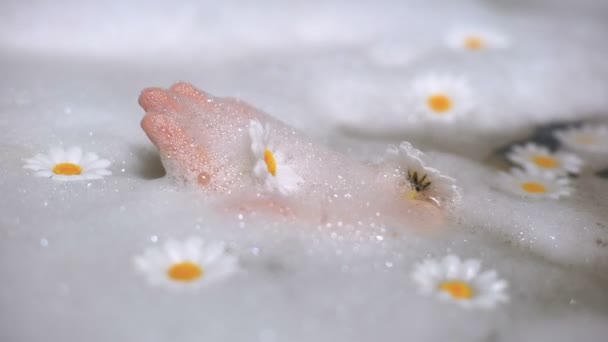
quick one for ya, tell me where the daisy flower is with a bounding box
[249,120,303,195]
[134,237,239,291]
[412,255,509,309]
[506,142,583,175]
[23,146,111,181]
[497,167,572,199]
[408,74,475,122]
[384,141,461,207]
[445,28,510,51]
[553,124,608,154]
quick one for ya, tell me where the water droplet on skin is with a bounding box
[40,238,49,247]
[150,235,158,243]
[237,214,244,220]
[376,235,384,241]
[385,261,393,268]
[198,172,211,186]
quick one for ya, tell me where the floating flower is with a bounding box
[445,28,510,51]
[384,141,460,207]
[249,120,303,195]
[408,74,474,122]
[23,146,111,181]
[412,255,509,309]
[506,142,583,175]
[553,124,608,154]
[497,167,572,199]
[134,237,238,291]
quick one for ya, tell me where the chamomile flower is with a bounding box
[507,142,583,175]
[249,120,303,195]
[553,124,608,154]
[412,255,509,309]
[445,28,510,51]
[23,146,111,181]
[134,237,239,291]
[384,141,460,207]
[408,74,475,122]
[497,167,572,199]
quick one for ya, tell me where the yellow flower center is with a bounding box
[427,94,452,114]
[574,134,597,145]
[167,261,203,282]
[52,162,83,175]
[464,36,485,50]
[439,280,474,299]
[264,148,277,176]
[532,155,559,168]
[521,182,547,194]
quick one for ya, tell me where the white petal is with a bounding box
[49,147,66,163]
[35,170,53,178]
[23,157,44,166]
[203,242,228,264]
[84,158,111,170]
[462,259,482,280]
[24,164,44,171]
[443,255,461,278]
[264,176,280,192]
[80,152,100,165]
[253,160,270,179]
[33,153,54,165]
[134,256,153,272]
[476,270,499,285]
[183,237,204,261]
[51,174,81,181]
[164,240,185,262]
[275,165,302,194]
[65,146,83,163]
[249,120,267,155]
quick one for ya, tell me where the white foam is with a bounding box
[1,0,607,341]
